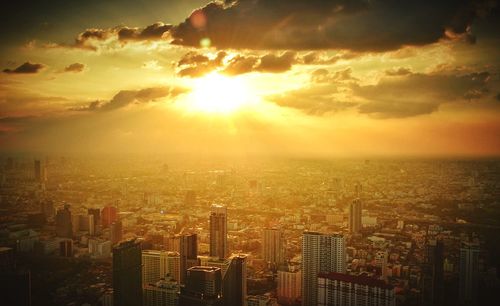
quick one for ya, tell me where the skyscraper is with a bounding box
[110,220,123,245]
[102,205,118,228]
[210,204,227,260]
[302,231,346,306]
[349,198,362,234]
[221,254,247,306]
[375,250,388,281]
[179,233,199,284]
[88,208,100,235]
[179,266,222,306]
[55,204,72,238]
[262,228,284,268]
[422,239,444,306]
[459,241,480,306]
[317,272,395,306]
[113,240,143,306]
[142,250,181,285]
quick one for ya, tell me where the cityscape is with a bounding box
[1,1,500,306]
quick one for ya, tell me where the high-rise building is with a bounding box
[142,250,181,285]
[110,220,123,245]
[262,228,284,268]
[349,198,362,234]
[317,272,395,306]
[89,238,112,258]
[113,240,143,306]
[459,241,480,306]
[199,254,247,306]
[210,204,227,260]
[247,295,278,306]
[55,204,72,238]
[0,268,32,306]
[375,250,388,281]
[422,239,444,306]
[180,233,199,284]
[59,239,73,257]
[143,274,180,306]
[102,205,118,228]
[277,264,301,305]
[88,208,101,235]
[179,266,222,306]
[40,200,55,219]
[302,231,346,306]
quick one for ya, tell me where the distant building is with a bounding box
[349,198,362,234]
[179,266,222,306]
[102,205,118,228]
[459,241,480,306]
[89,238,112,258]
[56,204,73,238]
[179,233,198,284]
[247,295,278,306]
[302,231,346,306]
[110,221,123,245]
[113,240,143,306]
[143,275,179,306]
[210,204,227,260]
[34,159,46,183]
[375,250,388,281]
[0,268,32,306]
[59,239,73,257]
[262,228,284,267]
[277,264,301,305]
[88,208,101,234]
[317,272,395,306]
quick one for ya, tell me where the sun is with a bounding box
[186,72,253,114]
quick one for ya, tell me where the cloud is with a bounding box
[385,67,413,76]
[63,63,85,73]
[311,67,358,83]
[355,71,492,118]
[117,22,172,41]
[3,62,45,74]
[177,50,298,77]
[71,86,188,112]
[170,0,496,52]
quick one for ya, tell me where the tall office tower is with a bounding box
[0,268,32,306]
[88,215,95,236]
[55,204,73,238]
[210,204,227,260]
[59,239,73,257]
[317,272,395,306]
[459,241,480,306]
[277,264,301,305]
[102,205,118,228]
[422,239,444,306]
[179,266,222,306]
[180,233,199,284]
[262,228,285,267]
[88,208,101,234]
[113,240,143,306]
[302,232,346,306]
[142,250,181,285]
[222,255,247,306]
[110,221,123,245]
[354,182,363,197]
[349,198,362,234]
[375,251,388,281]
[143,274,180,306]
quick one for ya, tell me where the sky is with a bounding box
[0,0,499,157]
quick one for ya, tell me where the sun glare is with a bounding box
[187,72,254,114]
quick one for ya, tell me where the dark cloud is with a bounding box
[385,67,413,76]
[72,86,188,112]
[356,71,492,118]
[177,51,297,77]
[63,63,85,73]
[170,0,497,52]
[3,62,45,74]
[117,22,172,41]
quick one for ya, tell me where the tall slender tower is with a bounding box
[180,233,199,284]
[302,232,346,306]
[210,204,227,260]
[349,198,362,234]
[262,228,285,267]
[459,241,480,306]
[422,239,444,306]
[113,240,143,306]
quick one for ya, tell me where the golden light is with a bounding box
[186,72,254,114]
